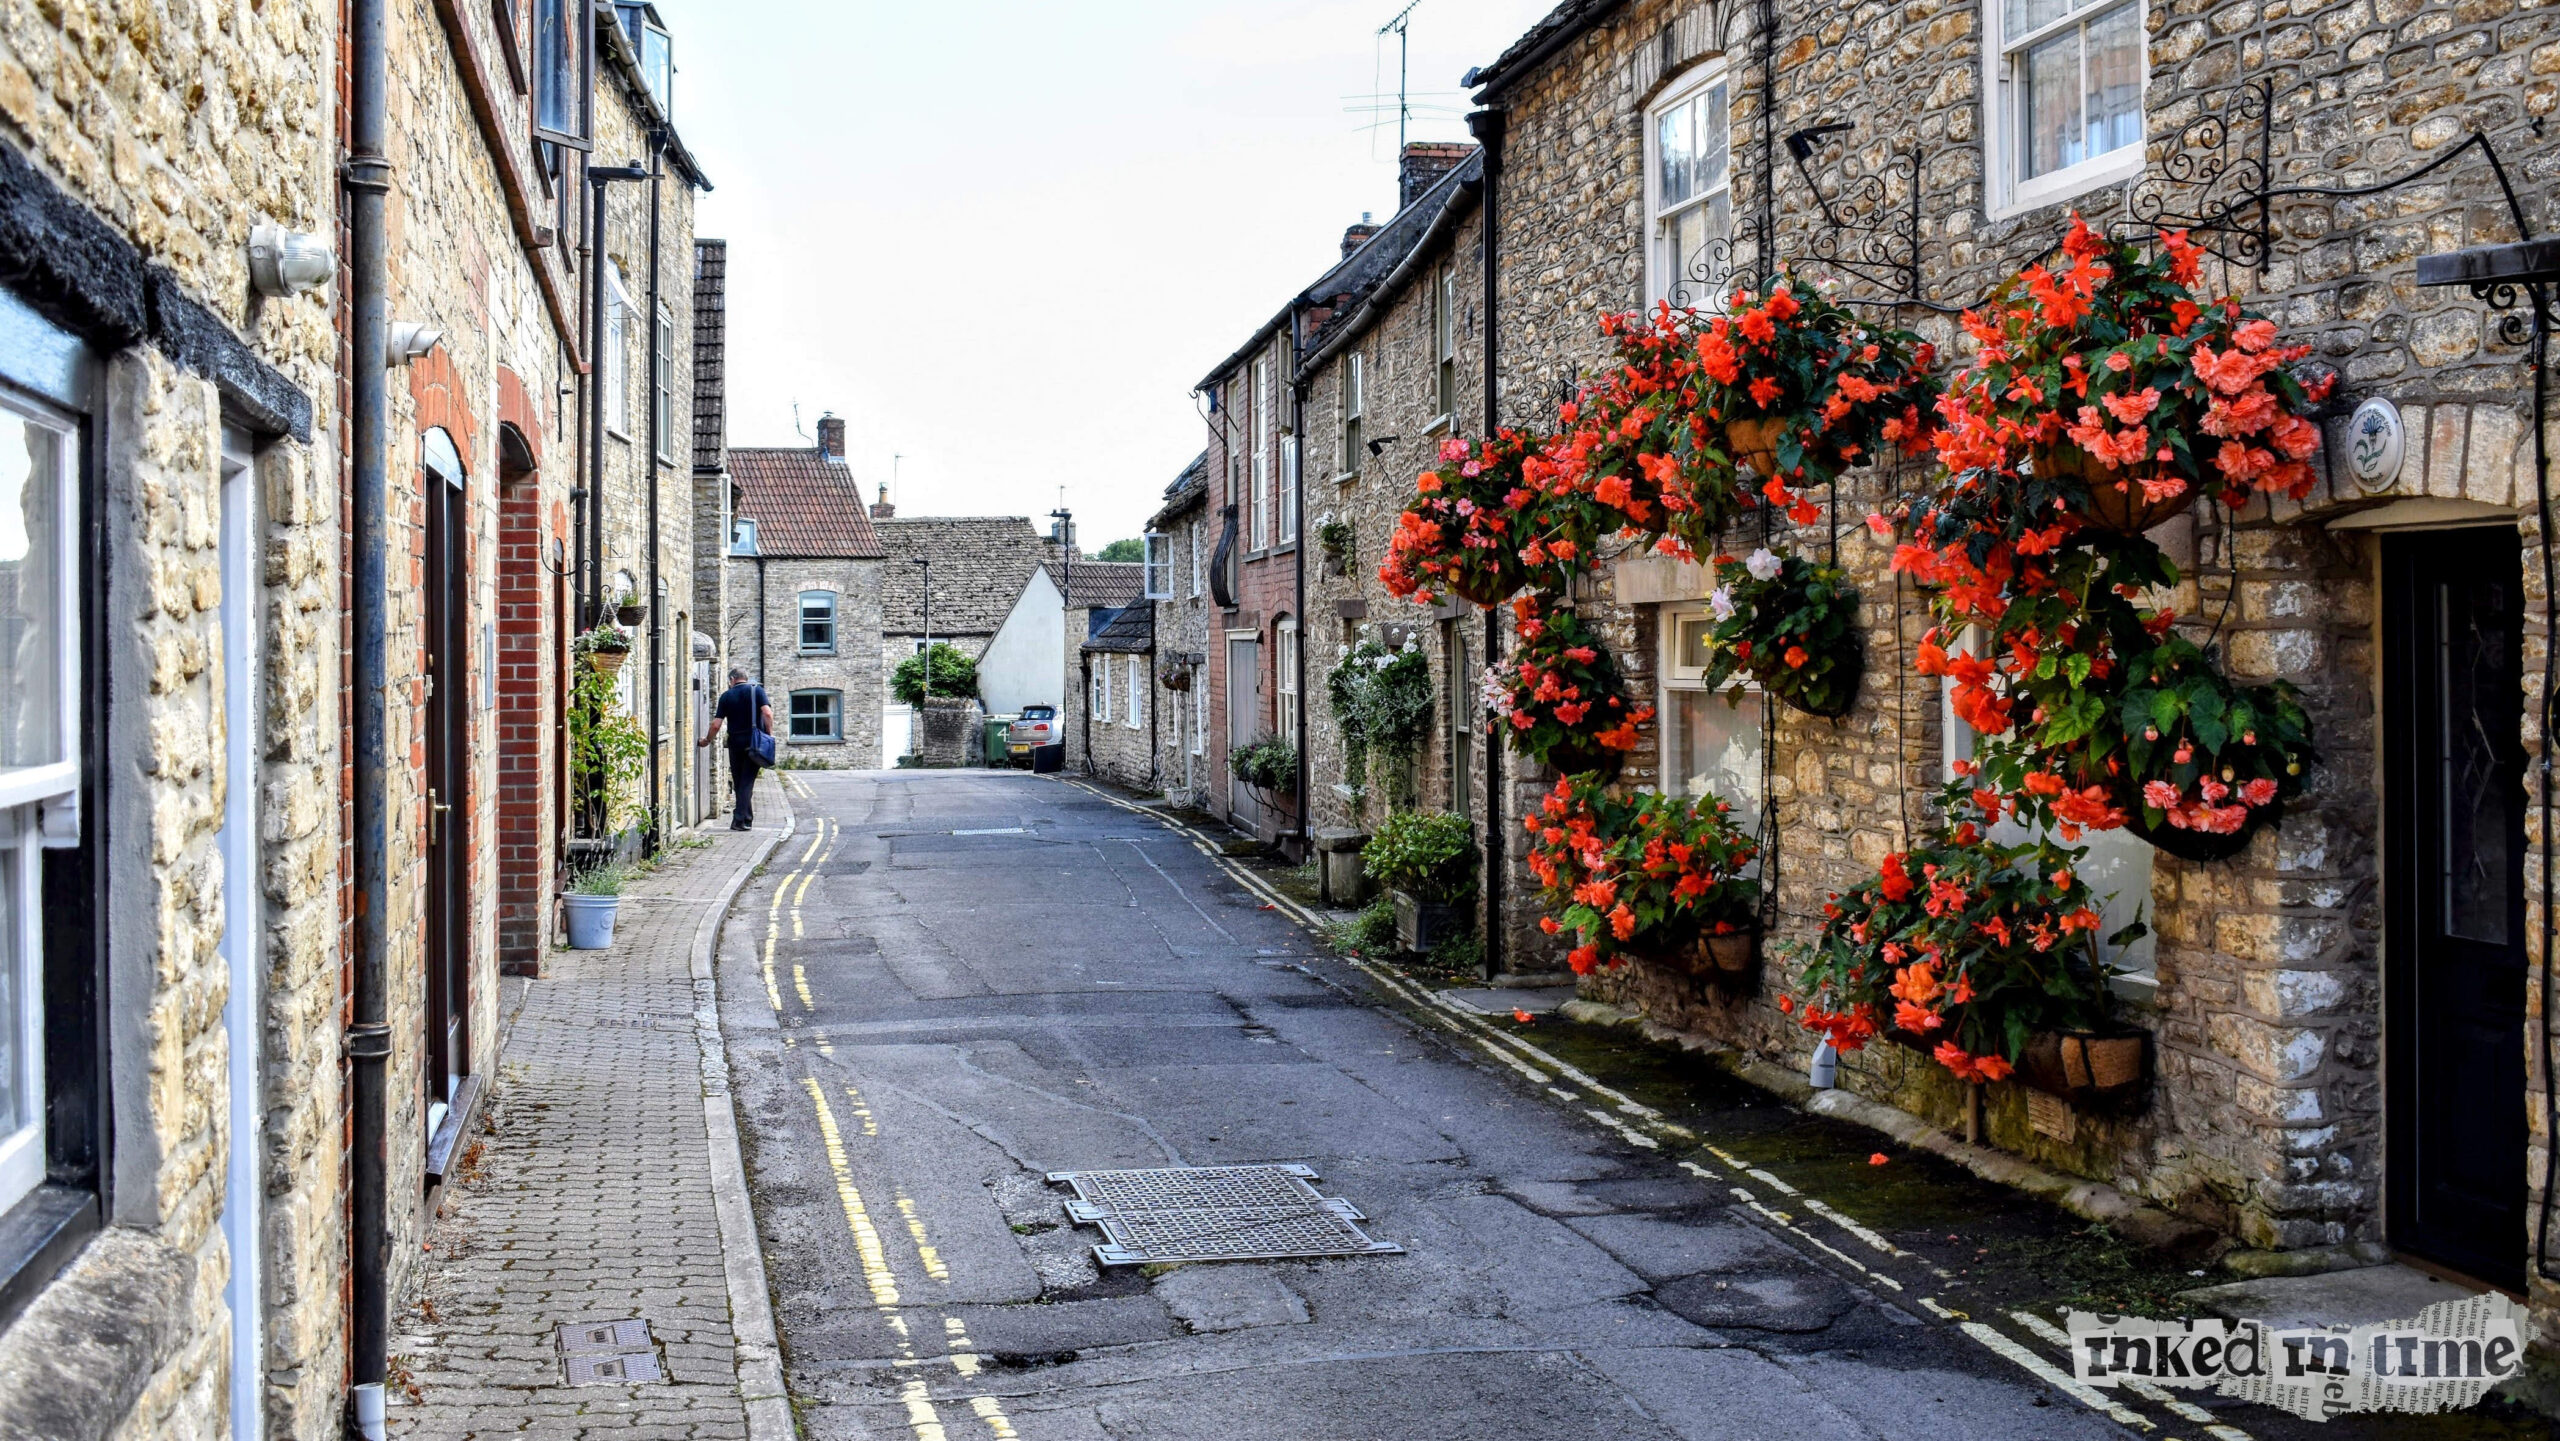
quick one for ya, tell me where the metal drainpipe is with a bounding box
[643,138,664,852]
[1468,104,1506,982]
[588,178,609,634]
[1290,363,1308,857]
[345,0,393,1430]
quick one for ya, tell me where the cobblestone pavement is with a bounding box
[393,808,791,1441]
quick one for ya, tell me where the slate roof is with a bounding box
[1149,451,1210,529]
[731,448,882,558]
[877,517,1051,635]
[1047,558,1147,612]
[691,240,726,473]
[1467,0,1626,100]
[1083,602,1155,655]
[1297,152,1483,378]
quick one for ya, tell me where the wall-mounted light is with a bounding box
[387,322,443,368]
[248,222,334,298]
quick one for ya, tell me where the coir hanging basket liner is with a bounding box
[2036,444,2198,536]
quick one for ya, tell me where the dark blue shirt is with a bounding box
[715,683,768,750]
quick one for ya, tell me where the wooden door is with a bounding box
[1226,636,1260,831]
[423,435,471,1139]
[2384,526,2527,1289]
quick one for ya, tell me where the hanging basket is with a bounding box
[615,603,649,627]
[585,649,629,675]
[1727,416,1788,477]
[2036,444,2198,535]
[2130,805,2269,863]
[1536,738,1627,783]
[1776,645,1864,720]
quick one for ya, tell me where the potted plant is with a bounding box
[1328,630,1434,810]
[1317,515,1357,579]
[1482,602,1652,779]
[575,623,632,675]
[1702,546,1864,719]
[1787,778,2143,1086]
[1363,810,1478,953]
[614,590,649,627]
[1930,218,2329,537]
[1523,776,1759,978]
[1230,733,1300,805]
[562,858,629,950]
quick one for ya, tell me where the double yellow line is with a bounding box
[762,810,1018,1439]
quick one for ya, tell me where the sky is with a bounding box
[645,0,1559,548]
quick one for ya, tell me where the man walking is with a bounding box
[698,667,774,830]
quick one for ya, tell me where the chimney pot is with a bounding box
[870,481,896,520]
[816,411,845,461]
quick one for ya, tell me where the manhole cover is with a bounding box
[1046,1164,1403,1265]
[557,1318,662,1385]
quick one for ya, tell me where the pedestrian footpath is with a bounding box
[393,806,794,1441]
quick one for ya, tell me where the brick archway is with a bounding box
[493,365,557,971]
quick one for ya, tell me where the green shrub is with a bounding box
[1363,810,1477,904]
[568,859,631,896]
[1230,734,1299,794]
[892,642,980,705]
[1327,632,1433,810]
[1328,898,1397,955]
[1093,538,1145,562]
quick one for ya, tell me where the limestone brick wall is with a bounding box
[1075,646,1160,790]
[1479,0,2560,1280]
[1151,508,1217,808]
[0,0,346,1436]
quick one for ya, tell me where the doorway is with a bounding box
[2383,525,2527,1290]
[421,430,472,1150]
[1226,635,1260,832]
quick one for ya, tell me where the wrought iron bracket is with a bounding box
[1783,122,1924,305]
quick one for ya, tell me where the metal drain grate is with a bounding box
[1046,1163,1403,1265]
[557,1318,663,1385]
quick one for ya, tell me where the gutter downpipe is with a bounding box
[587,176,609,634]
[644,137,665,852]
[1291,325,1309,859]
[1468,103,1506,983]
[346,0,393,1430]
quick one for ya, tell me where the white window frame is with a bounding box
[1278,434,1299,546]
[1658,605,1763,836]
[729,516,758,555]
[788,689,843,742]
[1191,681,1206,756]
[1095,659,1110,720]
[1338,352,1365,478]
[604,261,633,439]
[1276,617,1299,746]
[1985,0,2148,218]
[1189,524,1202,597]
[1433,268,1458,426]
[653,303,676,462]
[1126,656,1142,728]
[1644,63,1735,309]
[798,589,837,655]
[0,383,82,1219]
[1250,359,1271,550]
[1142,533,1172,599]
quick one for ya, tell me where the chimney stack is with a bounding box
[816,411,845,462]
[870,482,895,520]
[1399,141,1477,209]
[1340,211,1380,259]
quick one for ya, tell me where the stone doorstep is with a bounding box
[2179,1262,2492,1332]
[1443,985,1580,1017]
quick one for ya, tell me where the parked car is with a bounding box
[1005,705,1058,765]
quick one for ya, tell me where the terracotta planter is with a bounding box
[2036,443,2198,535]
[1727,416,1788,477]
[2130,805,2267,863]
[585,649,629,675]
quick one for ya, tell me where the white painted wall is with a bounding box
[977,567,1066,717]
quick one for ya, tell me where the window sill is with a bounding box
[799,650,838,658]
[1424,414,1453,437]
[1331,470,1359,486]
[1990,148,2146,222]
[607,429,632,444]
[788,737,845,746]
[0,1209,193,1441]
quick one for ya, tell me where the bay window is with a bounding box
[1647,67,1732,309]
[1990,0,2145,214]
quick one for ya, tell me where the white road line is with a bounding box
[2009,1310,2256,1439]
[1917,1297,2153,1431]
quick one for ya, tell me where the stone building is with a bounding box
[1146,454,1218,807]
[687,237,732,818]
[723,417,886,769]
[877,516,1057,759]
[0,0,721,1435]
[1071,602,1159,788]
[1417,0,2560,1321]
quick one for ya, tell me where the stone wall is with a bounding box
[1073,639,1160,791]
[724,556,885,766]
[1475,0,2560,1290]
[1150,504,1218,809]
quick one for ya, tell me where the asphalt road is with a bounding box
[717,768,2139,1441]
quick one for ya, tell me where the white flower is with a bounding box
[1401,635,1419,653]
[1709,586,1736,620]
[1337,643,1350,659]
[1745,547,1783,581]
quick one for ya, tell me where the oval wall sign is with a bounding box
[2347,398,2404,492]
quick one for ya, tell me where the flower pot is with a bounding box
[2130,805,2268,863]
[563,893,621,950]
[585,649,628,675]
[615,603,648,626]
[2036,444,2198,535]
[1392,890,1466,953]
[1727,416,1788,476]
[1536,738,1627,782]
[1702,928,1758,974]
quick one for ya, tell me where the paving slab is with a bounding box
[2178,1261,2489,1330]
[1442,984,1581,1016]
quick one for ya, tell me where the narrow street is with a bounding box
[719,769,2132,1441]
